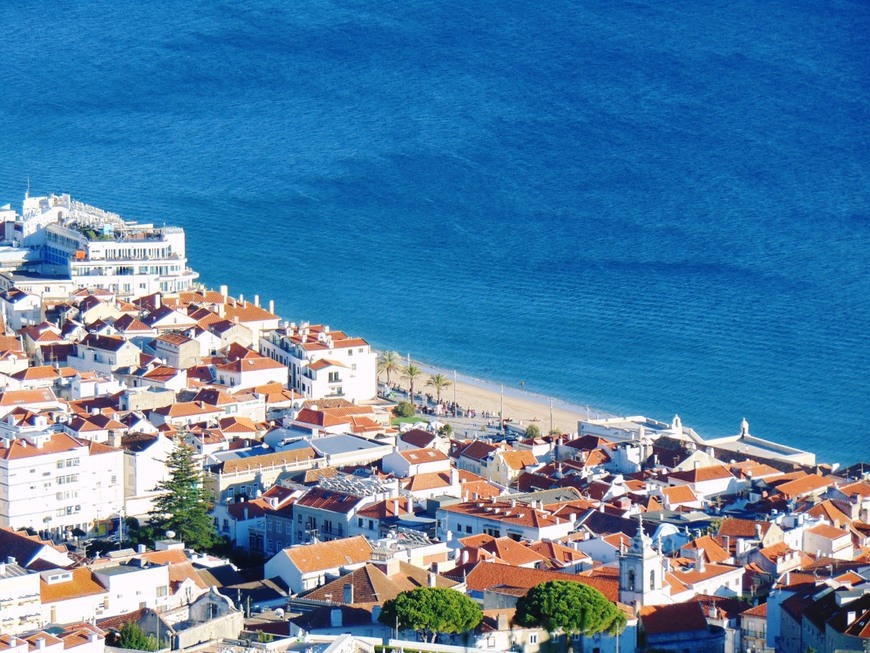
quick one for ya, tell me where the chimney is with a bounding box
[219,285,228,298]
[269,299,275,315]
[330,608,342,628]
[755,523,763,540]
[406,496,413,513]
[88,634,99,643]
[0,563,5,575]
[428,571,437,587]
[254,294,260,307]
[497,612,509,631]
[6,556,16,565]
[450,467,459,486]
[697,550,705,572]
[239,293,244,305]
[36,638,45,650]
[137,544,146,554]
[154,294,161,310]
[392,498,400,516]
[847,611,856,625]
[343,583,354,604]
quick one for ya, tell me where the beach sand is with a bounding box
[389,360,613,437]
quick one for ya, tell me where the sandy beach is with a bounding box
[387,359,615,437]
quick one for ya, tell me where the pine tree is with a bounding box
[147,438,217,551]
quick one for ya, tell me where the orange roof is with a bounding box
[774,473,833,499]
[806,523,850,540]
[461,562,618,601]
[661,485,700,504]
[40,567,107,603]
[283,536,372,573]
[499,449,538,470]
[0,433,85,460]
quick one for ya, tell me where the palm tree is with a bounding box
[426,373,452,404]
[378,350,402,386]
[403,364,423,405]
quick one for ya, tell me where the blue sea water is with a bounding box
[0,1,867,463]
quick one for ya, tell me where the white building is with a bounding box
[0,432,123,536]
[15,194,198,298]
[260,323,377,403]
[0,559,42,634]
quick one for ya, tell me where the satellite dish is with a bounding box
[275,608,285,619]
[166,530,176,539]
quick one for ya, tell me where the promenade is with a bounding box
[384,358,615,438]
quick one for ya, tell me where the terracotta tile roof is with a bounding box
[669,562,742,586]
[741,602,767,617]
[499,450,537,470]
[455,440,502,462]
[640,600,709,634]
[717,518,772,539]
[668,464,734,484]
[838,481,870,499]
[681,535,731,563]
[458,562,618,601]
[356,498,413,519]
[441,500,565,528]
[216,356,287,374]
[526,540,590,566]
[774,473,833,499]
[113,314,152,333]
[11,366,61,381]
[475,537,549,566]
[40,567,107,603]
[308,358,347,371]
[282,536,372,573]
[399,429,437,448]
[0,433,85,460]
[804,500,852,527]
[156,332,194,346]
[218,415,258,433]
[661,485,700,504]
[152,401,223,418]
[0,387,61,407]
[806,523,850,540]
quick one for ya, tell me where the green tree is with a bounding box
[515,580,626,639]
[525,423,542,438]
[118,622,159,651]
[394,401,416,418]
[426,373,452,403]
[147,438,217,551]
[379,587,482,642]
[402,364,423,405]
[378,350,402,386]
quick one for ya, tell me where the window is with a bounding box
[628,570,635,591]
[358,517,364,527]
[529,634,538,645]
[465,525,472,534]
[650,569,656,590]
[328,371,340,383]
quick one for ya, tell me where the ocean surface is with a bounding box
[0,1,867,464]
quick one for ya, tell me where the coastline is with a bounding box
[386,356,617,437]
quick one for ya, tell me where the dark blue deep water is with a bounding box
[0,1,867,463]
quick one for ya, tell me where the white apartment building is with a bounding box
[259,323,377,403]
[0,559,42,634]
[6,194,198,298]
[0,432,123,536]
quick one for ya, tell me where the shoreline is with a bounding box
[382,355,617,437]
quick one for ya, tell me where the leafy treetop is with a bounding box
[379,587,483,642]
[515,580,626,637]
